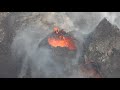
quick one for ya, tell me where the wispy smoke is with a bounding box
[11,12,120,78]
[66,12,120,33]
[66,12,104,34]
[100,12,120,28]
[11,12,85,78]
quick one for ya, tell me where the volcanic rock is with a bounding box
[85,18,120,78]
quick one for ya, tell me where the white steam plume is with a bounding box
[11,12,120,78]
[11,12,85,78]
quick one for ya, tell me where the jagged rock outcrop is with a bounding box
[85,18,120,78]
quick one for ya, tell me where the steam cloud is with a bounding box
[66,12,120,33]
[11,12,120,78]
[11,12,84,78]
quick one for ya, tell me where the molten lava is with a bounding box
[48,27,76,50]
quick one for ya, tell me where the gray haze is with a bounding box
[66,12,120,34]
[1,12,120,77]
[11,12,120,78]
[11,12,84,78]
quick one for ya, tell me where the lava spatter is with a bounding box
[48,27,76,50]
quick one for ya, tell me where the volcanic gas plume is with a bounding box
[10,12,103,78]
[12,24,85,78]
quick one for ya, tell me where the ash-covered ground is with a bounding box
[1,12,120,78]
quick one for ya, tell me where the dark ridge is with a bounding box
[94,17,119,35]
[97,18,110,27]
[86,17,120,42]
[84,17,120,78]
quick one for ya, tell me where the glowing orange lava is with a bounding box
[48,27,76,50]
